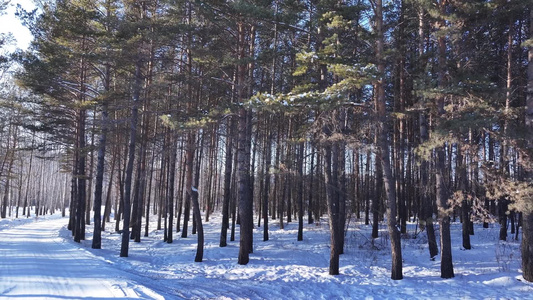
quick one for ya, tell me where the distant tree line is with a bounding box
[0,0,532,282]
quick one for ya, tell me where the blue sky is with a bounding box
[1,0,35,50]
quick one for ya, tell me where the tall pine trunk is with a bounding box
[417,6,438,259]
[166,134,178,244]
[237,21,254,265]
[297,141,304,241]
[189,132,204,262]
[120,58,142,257]
[220,118,233,247]
[323,143,340,275]
[237,106,253,265]
[521,6,533,283]
[435,0,454,278]
[263,119,272,241]
[91,64,110,249]
[375,0,402,280]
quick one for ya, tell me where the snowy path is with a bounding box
[2,214,533,299]
[0,217,163,299]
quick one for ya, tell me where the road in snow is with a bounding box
[2,212,533,299]
[0,217,163,299]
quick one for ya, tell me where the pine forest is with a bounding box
[1,0,533,298]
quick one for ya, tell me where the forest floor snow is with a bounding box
[1,210,533,299]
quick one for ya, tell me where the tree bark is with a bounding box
[263,119,272,241]
[220,118,234,247]
[102,149,116,232]
[297,141,304,241]
[74,107,87,243]
[236,20,254,265]
[308,148,315,225]
[166,134,178,244]
[120,58,142,257]
[1,124,15,219]
[375,0,402,280]
[521,6,533,283]
[417,6,438,259]
[323,143,340,275]
[91,87,109,249]
[458,147,471,250]
[420,112,438,258]
[237,107,253,265]
[192,187,204,262]
[435,0,454,279]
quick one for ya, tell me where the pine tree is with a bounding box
[92,0,120,250]
[373,0,403,280]
[16,0,106,243]
[521,4,533,283]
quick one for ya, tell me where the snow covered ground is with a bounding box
[1,210,533,299]
[0,213,167,299]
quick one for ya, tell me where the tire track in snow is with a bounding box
[0,217,164,299]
